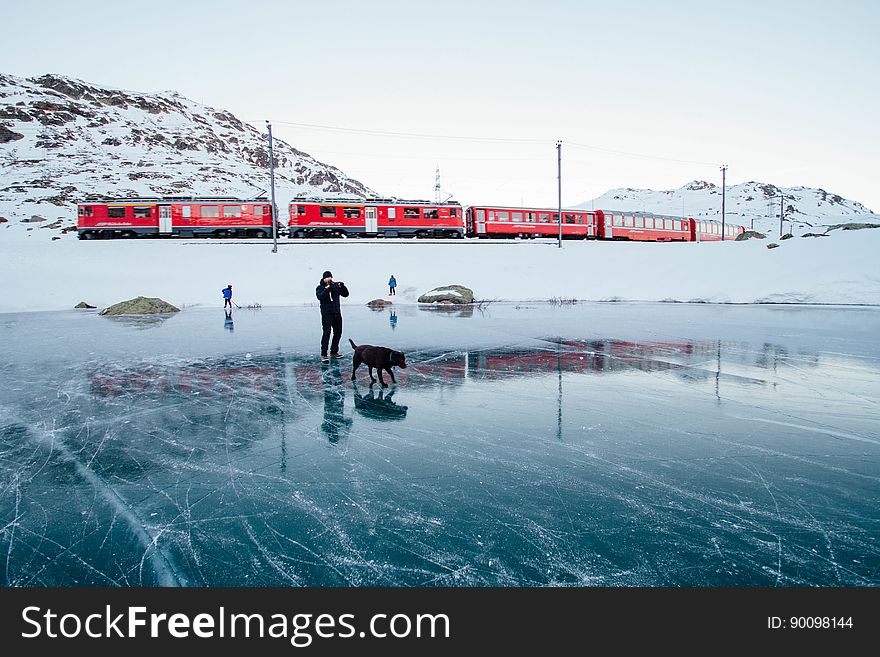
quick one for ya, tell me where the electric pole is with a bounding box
[779,194,784,237]
[267,121,278,253]
[434,167,441,204]
[557,141,562,249]
[720,165,727,240]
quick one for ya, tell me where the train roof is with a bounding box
[289,196,461,206]
[468,204,598,213]
[81,196,269,203]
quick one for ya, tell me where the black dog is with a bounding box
[349,339,407,387]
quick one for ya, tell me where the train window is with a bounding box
[512,212,523,221]
[81,206,93,217]
[664,219,673,230]
[526,212,536,222]
[539,213,550,222]
[423,208,439,219]
[320,206,337,218]
[343,207,361,218]
[634,217,643,228]
[551,213,559,222]
[476,209,485,221]
[564,214,575,224]
[182,206,191,218]
[108,207,126,218]
[297,205,306,214]
[623,216,633,227]
[223,206,241,218]
[388,207,396,219]
[450,208,457,217]
[613,216,622,227]
[673,220,680,231]
[133,206,151,218]
[403,207,419,219]
[201,206,220,218]
[496,211,509,221]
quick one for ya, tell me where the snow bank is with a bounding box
[1,226,878,312]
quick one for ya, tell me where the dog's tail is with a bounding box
[349,339,357,349]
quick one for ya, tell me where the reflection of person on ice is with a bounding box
[316,270,349,363]
[222,285,233,308]
[388,275,397,296]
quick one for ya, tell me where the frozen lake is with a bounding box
[1,302,878,586]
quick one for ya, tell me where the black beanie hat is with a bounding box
[322,270,333,278]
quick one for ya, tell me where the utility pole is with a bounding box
[267,121,278,253]
[434,166,441,204]
[720,165,727,240]
[557,141,562,249]
[779,194,784,237]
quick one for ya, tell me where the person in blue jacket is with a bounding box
[388,275,397,296]
[316,270,349,363]
[222,285,233,308]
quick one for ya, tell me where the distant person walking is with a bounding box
[222,284,233,309]
[316,270,350,363]
[388,275,397,296]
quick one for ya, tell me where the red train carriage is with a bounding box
[77,197,275,239]
[688,219,745,241]
[596,210,691,241]
[466,205,598,239]
[288,198,465,238]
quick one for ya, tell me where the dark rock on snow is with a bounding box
[99,296,180,315]
[418,285,474,304]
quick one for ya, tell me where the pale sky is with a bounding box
[3,0,878,211]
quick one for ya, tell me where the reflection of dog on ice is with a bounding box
[352,381,408,420]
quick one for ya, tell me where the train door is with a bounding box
[604,213,612,238]
[475,208,486,235]
[365,207,377,233]
[159,205,172,234]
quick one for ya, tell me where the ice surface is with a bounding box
[0,303,878,586]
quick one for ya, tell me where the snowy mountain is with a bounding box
[577,180,876,235]
[0,73,374,233]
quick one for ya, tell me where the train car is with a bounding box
[77,197,275,239]
[288,198,465,238]
[596,210,691,241]
[466,205,598,239]
[687,218,746,241]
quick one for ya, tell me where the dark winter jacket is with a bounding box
[316,280,349,315]
[222,287,232,299]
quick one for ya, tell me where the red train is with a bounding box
[77,197,277,239]
[290,199,745,242]
[77,197,746,242]
[287,197,464,238]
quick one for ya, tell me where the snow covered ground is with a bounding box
[1,223,879,312]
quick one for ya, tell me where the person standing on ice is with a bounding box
[316,270,349,363]
[388,274,397,296]
[222,284,233,309]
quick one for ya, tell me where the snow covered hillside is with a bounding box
[0,73,374,231]
[578,180,876,236]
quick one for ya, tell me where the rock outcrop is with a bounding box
[99,296,180,315]
[417,285,474,304]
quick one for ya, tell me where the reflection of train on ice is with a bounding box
[77,196,746,242]
[292,339,761,392]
